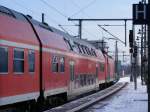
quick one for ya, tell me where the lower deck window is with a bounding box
[13,48,24,73]
[0,47,8,73]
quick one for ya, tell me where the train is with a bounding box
[0,6,118,111]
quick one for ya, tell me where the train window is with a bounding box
[73,42,80,53]
[64,38,73,51]
[81,45,87,54]
[60,57,65,73]
[0,47,8,73]
[85,46,91,55]
[78,44,84,54]
[91,49,97,57]
[94,51,97,57]
[78,45,82,53]
[28,50,35,73]
[52,56,59,72]
[74,42,82,53]
[99,63,105,72]
[13,48,24,73]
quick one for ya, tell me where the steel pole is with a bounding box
[42,13,45,23]
[79,20,82,39]
[134,44,137,90]
[125,20,127,46]
[115,41,118,78]
[144,25,147,83]
[141,25,144,85]
[130,53,133,82]
[148,1,150,112]
[116,41,118,79]
[148,22,150,112]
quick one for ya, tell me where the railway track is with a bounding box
[44,82,127,112]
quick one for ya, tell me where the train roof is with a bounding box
[0,5,106,61]
[0,6,97,48]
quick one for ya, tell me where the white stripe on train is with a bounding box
[0,39,39,50]
[0,87,68,106]
[0,39,105,62]
[0,92,39,106]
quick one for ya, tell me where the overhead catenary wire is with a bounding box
[58,24,72,35]
[40,0,68,18]
[11,0,40,17]
[70,0,97,17]
[39,0,80,36]
[11,0,78,36]
[12,0,99,39]
[70,0,92,18]
[40,0,98,39]
[58,24,77,36]
[98,25,125,44]
[70,0,99,38]
[10,0,60,25]
[69,0,129,63]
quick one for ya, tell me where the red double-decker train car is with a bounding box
[0,6,117,111]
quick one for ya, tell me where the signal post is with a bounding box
[148,1,150,112]
[133,1,150,112]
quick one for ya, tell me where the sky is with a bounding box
[0,0,141,64]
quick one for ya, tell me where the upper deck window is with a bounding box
[75,42,82,53]
[85,46,91,55]
[64,38,73,51]
[28,50,35,73]
[13,48,24,73]
[91,49,97,57]
[81,45,87,54]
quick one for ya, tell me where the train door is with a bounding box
[96,64,98,80]
[106,57,110,83]
[107,61,111,82]
[96,64,99,88]
[69,61,75,94]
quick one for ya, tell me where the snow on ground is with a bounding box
[83,76,148,112]
[118,76,130,83]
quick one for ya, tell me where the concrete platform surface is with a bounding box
[82,77,148,112]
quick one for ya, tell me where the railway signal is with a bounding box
[129,30,133,48]
[133,45,138,57]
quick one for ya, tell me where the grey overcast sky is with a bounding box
[0,0,141,64]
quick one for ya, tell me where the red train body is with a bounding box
[0,6,116,109]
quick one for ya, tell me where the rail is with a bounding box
[44,82,127,112]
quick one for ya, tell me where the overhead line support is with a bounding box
[68,18,132,46]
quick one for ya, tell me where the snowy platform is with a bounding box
[83,77,148,112]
